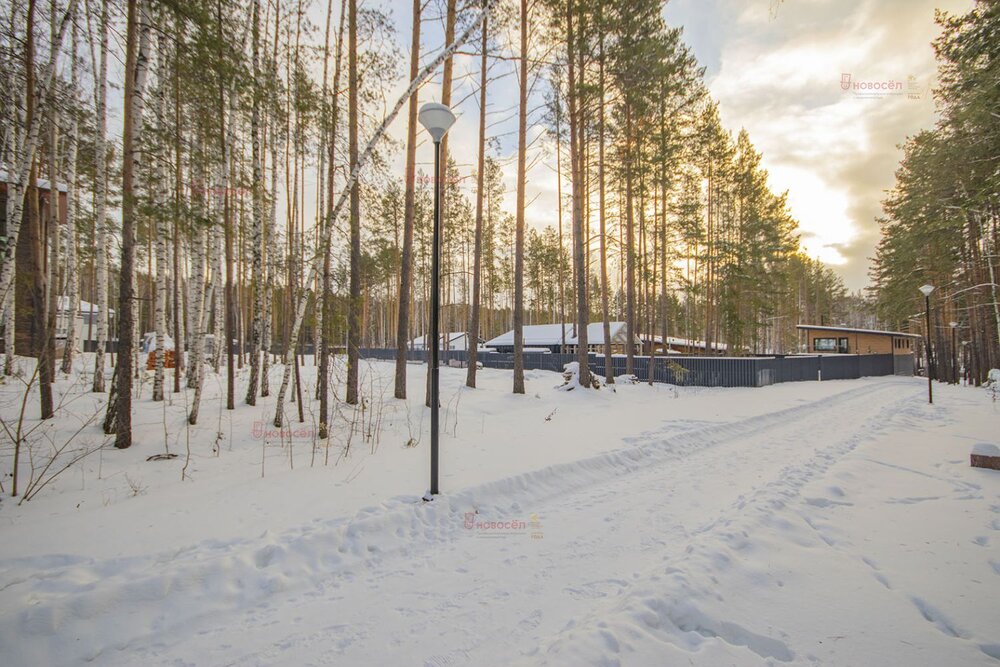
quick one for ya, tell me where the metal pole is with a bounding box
[925,294,933,404]
[430,138,442,496]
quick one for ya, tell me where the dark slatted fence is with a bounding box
[358,348,900,388]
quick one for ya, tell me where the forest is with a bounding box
[2,0,866,450]
[871,1,999,387]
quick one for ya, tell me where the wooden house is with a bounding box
[0,175,69,357]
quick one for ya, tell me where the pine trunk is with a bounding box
[394,0,421,400]
[466,9,487,389]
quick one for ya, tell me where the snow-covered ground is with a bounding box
[0,355,998,666]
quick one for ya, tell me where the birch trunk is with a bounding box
[91,0,109,392]
[246,0,263,405]
[152,35,167,401]
[60,14,80,375]
[188,228,209,424]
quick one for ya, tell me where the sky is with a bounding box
[368,0,972,292]
[661,0,971,290]
[264,0,974,293]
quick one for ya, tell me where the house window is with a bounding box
[814,338,837,351]
[838,337,849,353]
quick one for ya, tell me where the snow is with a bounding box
[0,170,68,193]
[55,296,109,315]
[140,331,176,352]
[972,443,999,457]
[0,354,998,666]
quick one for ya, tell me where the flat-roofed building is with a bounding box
[797,324,919,375]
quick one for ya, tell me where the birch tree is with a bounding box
[91,0,109,392]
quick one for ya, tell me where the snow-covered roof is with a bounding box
[0,171,68,193]
[797,324,920,338]
[485,322,640,347]
[56,296,113,315]
[643,334,728,351]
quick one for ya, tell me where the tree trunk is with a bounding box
[111,0,151,448]
[60,14,80,375]
[152,33,171,402]
[566,0,589,386]
[394,0,422,400]
[345,0,361,406]
[246,0,264,406]
[91,0,109,392]
[466,8,487,389]
[625,111,636,375]
[512,0,527,395]
[319,0,346,438]
[598,23,612,383]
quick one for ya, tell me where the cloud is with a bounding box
[667,0,972,289]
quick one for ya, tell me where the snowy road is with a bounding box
[2,377,999,666]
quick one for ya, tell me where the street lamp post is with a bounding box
[949,321,958,385]
[919,284,935,403]
[418,102,455,500]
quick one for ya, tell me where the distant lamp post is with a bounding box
[419,102,456,500]
[919,284,935,403]
[949,321,959,385]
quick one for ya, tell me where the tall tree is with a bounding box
[394,0,422,399]
[466,6,488,389]
[512,0,527,395]
[109,0,151,448]
[345,0,361,405]
[91,0,109,393]
[246,0,264,405]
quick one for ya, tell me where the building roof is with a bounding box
[485,322,640,348]
[56,296,114,315]
[644,334,728,351]
[797,324,920,338]
[0,171,69,193]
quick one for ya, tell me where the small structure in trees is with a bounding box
[0,175,67,357]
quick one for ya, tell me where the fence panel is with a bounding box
[358,349,898,388]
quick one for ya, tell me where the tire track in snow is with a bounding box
[130,379,916,666]
[0,379,915,666]
[510,382,920,666]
